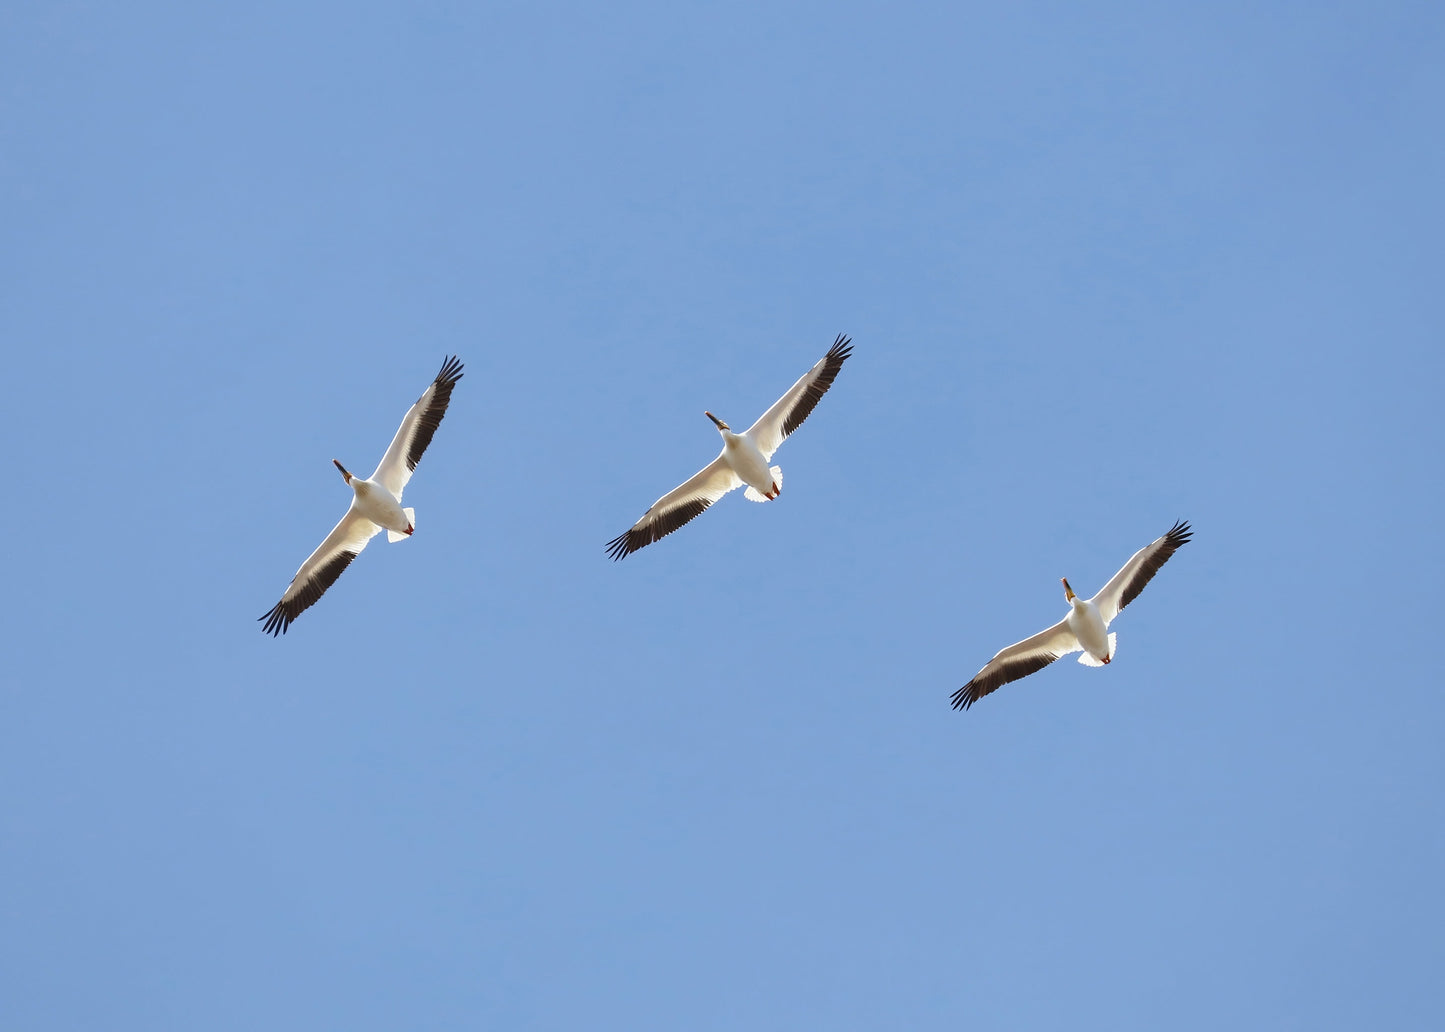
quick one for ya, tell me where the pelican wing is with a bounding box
[1090,520,1193,627]
[259,509,381,635]
[606,456,743,560]
[744,335,853,460]
[371,355,464,498]
[951,619,1081,710]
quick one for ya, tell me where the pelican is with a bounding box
[951,520,1193,710]
[606,335,853,560]
[259,356,464,636]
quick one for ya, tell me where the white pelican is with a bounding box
[951,520,1193,710]
[260,356,464,636]
[606,335,853,560]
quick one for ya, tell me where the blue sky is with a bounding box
[3,2,1442,1028]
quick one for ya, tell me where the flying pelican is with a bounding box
[259,356,464,636]
[606,335,853,560]
[951,520,1193,710]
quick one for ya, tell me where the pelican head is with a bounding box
[333,459,353,484]
[1061,577,1076,603]
[705,411,731,432]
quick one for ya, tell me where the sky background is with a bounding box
[3,2,1443,1028]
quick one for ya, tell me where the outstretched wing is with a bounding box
[259,509,381,636]
[606,456,743,560]
[951,619,1080,710]
[1091,520,1193,626]
[371,355,464,498]
[744,335,852,460]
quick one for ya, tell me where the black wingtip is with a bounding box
[1166,519,1193,546]
[950,683,976,711]
[436,354,465,385]
[605,530,635,561]
[258,602,290,637]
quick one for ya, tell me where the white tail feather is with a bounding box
[387,507,416,543]
[1076,632,1117,666]
[744,466,783,503]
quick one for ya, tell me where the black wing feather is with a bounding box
[605,498,714,561]
[1115,520,1193,615]
[404,355,464,474]
[258,549,359,636]
[950,651,1064,711]
[779,334,852,439]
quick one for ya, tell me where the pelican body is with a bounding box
[708,411,781,500]
[1063,578,1111,664]
[951,521,1193,709]
[259,356,464,636]
[333,459,414,539]
[606,335,852,559]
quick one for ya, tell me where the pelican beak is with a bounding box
[705,411,729,431]
[333,459,352,484]
[1061,577,1075,601]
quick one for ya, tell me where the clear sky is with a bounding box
[3,2,1442,1029]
